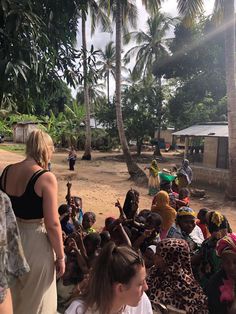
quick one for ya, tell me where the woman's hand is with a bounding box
[55,258,65,278]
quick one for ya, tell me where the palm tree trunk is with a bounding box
[115,1,147,182]
[155,77,162,157]
[107,69,110,104]
[82,15,92,160]
[224,0,236,199]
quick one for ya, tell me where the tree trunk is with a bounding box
[115,2,147,182]
[136,139,143,156]
[155,77,162,157]
[82,15,92,160]
[224,0,236,199]
[107,69,110,105]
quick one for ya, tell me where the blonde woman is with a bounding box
[0,129,65,314]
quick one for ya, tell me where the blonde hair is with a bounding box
[26,129,54,169]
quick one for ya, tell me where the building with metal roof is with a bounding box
[172,122,229,170]
[172,122,228,138]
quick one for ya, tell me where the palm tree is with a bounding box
[97,41,116,104]
[76,80,106,118]
[124,11,173,156]
[80,2,110,160]
[123,11,172,80]
[176,0,236,197]
[99,0,160,181]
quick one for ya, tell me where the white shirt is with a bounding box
[65,292,153,314]
[167,223,204,246]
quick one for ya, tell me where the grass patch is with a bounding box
[0,143,25,154]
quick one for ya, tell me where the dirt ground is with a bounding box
[0,148,236,231]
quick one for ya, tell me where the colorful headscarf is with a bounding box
[151,191,176,230]
[207,210,231,234]
[150,160,159,177]
[177,206,196,217]
[147,238,208,313]
[216,233,236,257]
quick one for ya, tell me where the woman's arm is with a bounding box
[41,172,65,277]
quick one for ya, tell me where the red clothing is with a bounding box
[176,196,190,210]
[196,220,210,239]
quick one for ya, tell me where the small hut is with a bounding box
[13,121,40,143]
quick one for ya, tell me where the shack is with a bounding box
[13,121,40,143]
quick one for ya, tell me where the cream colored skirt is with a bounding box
[11,218,57,314]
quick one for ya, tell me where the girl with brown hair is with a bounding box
[65,242,152,314]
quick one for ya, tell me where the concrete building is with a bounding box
[172,122,229,188]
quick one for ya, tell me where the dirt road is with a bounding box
[0,149,236,230]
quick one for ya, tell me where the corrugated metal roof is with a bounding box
[172,124,228,137]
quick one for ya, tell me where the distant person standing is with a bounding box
[144,160,160,196]
[68,147,77,171]
[177,159,193,189]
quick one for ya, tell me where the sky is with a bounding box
[74,0,215,97]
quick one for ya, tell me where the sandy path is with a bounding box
[0,149,236,231]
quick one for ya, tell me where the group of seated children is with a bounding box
[57,181,235,314]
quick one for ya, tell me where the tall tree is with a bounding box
[176,0,236,197]
[124,11,173,155]
[123,11,172,79]
[99,0,161,181]
[97,41,116,104]
[80,1,110,160]
[0,0,83,110]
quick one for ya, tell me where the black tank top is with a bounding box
[0,165,48,219]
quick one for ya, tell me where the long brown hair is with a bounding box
[84,242,144,314]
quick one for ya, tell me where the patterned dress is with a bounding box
[0,190,29,303]
[147,238,209,313]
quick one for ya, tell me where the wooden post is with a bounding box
[184,136,189,159]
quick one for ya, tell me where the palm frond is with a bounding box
[177,0,204,25]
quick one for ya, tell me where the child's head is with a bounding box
[100,231,111,248]
[82,211,96,230]
[73,196,82,209]
[144,245,156,269]
[58,204,71,222]
[136,209,151,224]
[58,204,71,216]
[145,212,162,234]
[179,188,190,200]
[84,232,101,257]
[123,189,140,219]
[160,181,172,193]
[197,208,209,224]
[104,217,116,232]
